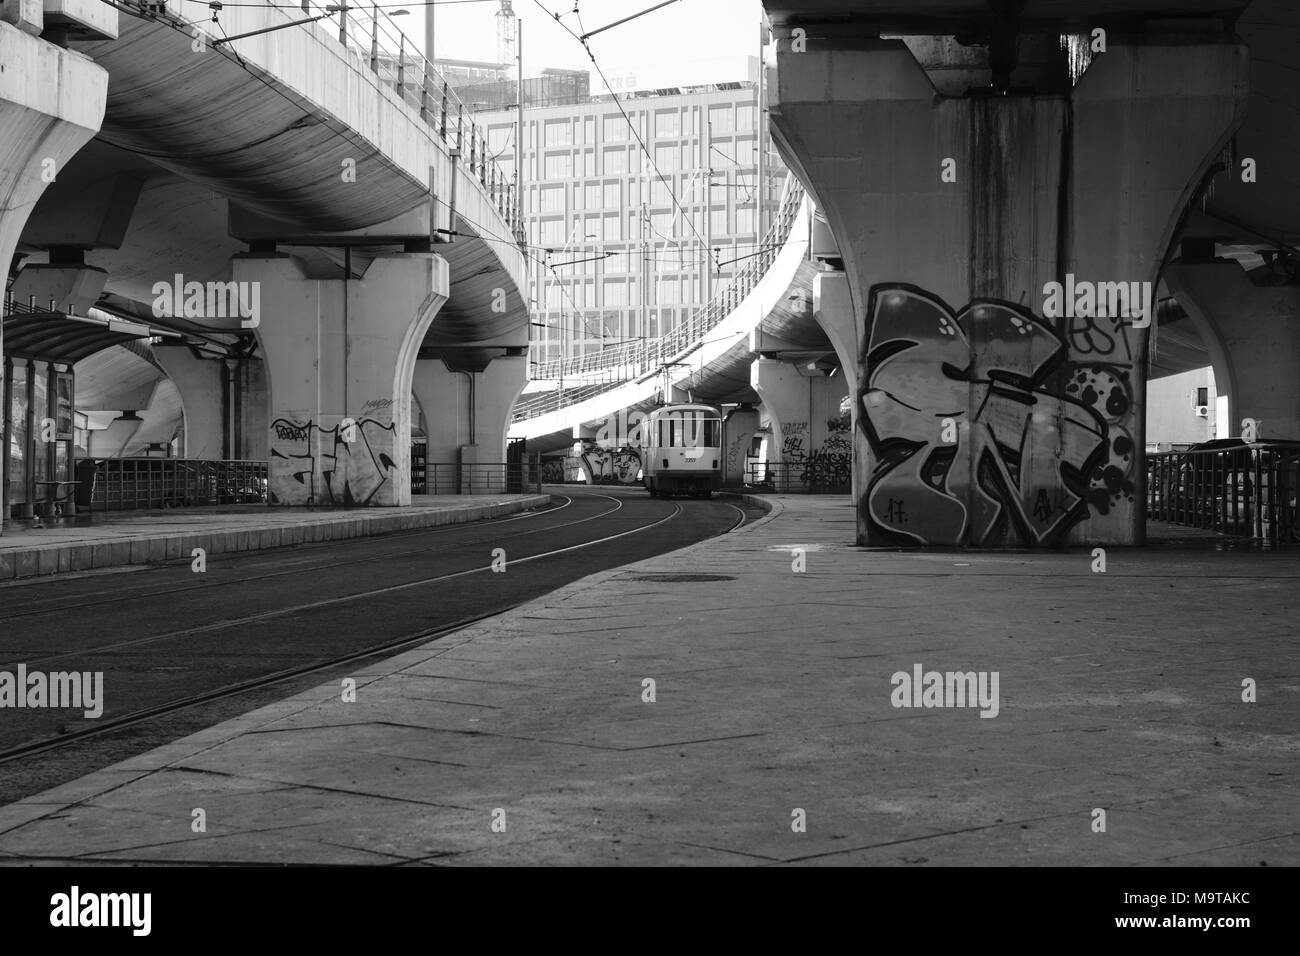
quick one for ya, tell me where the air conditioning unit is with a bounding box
[1194,405,1210,418]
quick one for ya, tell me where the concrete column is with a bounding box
[0,11,108,529]
[722,404,760,486]
[152,348,224,459]
[412,354,527,494]
[770,33,1246,545]
[239,354,269,461]
[1165,262,1300,441]
[751,357,849,492]
[246,252,447,507]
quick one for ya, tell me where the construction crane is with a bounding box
[496,1,517,67]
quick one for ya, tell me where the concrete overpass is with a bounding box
[761,0,1299,546]
[509,176,861,488]
[3,0,527,525]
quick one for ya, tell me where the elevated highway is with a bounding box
[4,0,528,523]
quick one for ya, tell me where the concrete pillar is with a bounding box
[751,357,849,492]
[152,348,224,459]
[1165,262,1300,441]
[246,252,447,507]
[412,354,527,494]
[770,33,1246,545]
[0,11,108,529]
[722,404,760,486]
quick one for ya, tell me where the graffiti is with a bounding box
[802,424,852,489]
[269,416,397,506]
[274,422,310,442]
[359,397,394,415]
[555,446,643,484]
[778,418,852,490]
[726,436,744,477]
[860,285,1114,547]
[1066,364,1136,515]
[802,447,851,489]
[611,450,641,483]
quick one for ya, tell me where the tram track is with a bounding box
[0,490,757,786]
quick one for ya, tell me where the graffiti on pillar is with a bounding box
[269,416,397,506]
[780,421,809,467]
[802,415,851,489]
[1066,364,1136,516]
[575,446,642,484]
[859,284,1113,546]
[540,458,566,483]
[725,434,745,477]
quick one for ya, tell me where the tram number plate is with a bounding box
[684,458,697,463]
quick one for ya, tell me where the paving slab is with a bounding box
[0,495,1295,865]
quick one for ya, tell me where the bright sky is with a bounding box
[415,0,764,90]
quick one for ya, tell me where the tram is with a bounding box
[641,403,724,498]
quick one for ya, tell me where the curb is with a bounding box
[0,495,552,582]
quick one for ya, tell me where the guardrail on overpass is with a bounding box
[320,0,523,241]
[516,172,807,422]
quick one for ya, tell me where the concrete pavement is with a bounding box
[0,495,1295,865]
[0,495,550,581]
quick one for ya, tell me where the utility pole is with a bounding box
[704,119,713,305]
[756,23,766,246]
[424,0,434,64]
[640,201,648,353]
[515,16,523,239]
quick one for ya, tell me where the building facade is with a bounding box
[477,66,785,372]
[1146,367,1220,451]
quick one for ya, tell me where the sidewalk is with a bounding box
[0,495,1295,865]
[0,495,550,581]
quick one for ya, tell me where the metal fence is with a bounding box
[423,462,543,496]
[1147,444,1300,546]
[746,461,851,495]
[86,459,269,512]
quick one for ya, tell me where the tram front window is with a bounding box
[659,415,721,448]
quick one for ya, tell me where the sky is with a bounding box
[412,0,765,90]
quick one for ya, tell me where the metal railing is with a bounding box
[328,1,523,239]
[86,458,269,511]
[1147,443,1300,546]
[510,381,614,422]
[167,0,523,241]
[517,172,807,420]
[746,461,851,495]
[422,461,543,496]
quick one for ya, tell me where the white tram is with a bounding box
[641,403,723,498]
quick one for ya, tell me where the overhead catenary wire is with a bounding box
[531,0,720,273]
[107,0,736,276]
[97,0,771,333]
